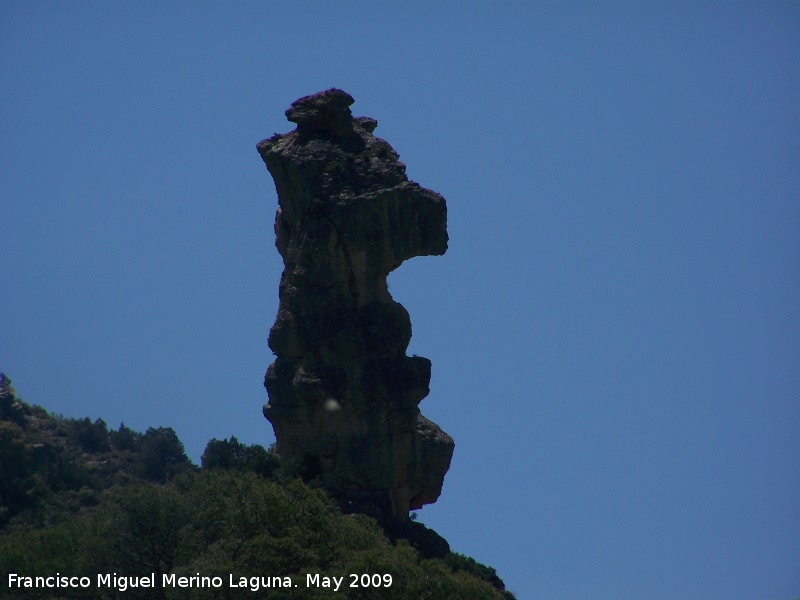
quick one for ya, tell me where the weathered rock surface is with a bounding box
[257,89,453,519]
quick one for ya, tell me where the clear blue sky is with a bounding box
[2,2,799,598]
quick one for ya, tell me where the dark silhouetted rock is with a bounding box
[257,89,453,519]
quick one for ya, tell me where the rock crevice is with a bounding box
[257,89,453,518]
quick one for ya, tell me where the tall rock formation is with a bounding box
[257,89,453,519]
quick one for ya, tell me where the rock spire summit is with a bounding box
[257,89,453,519]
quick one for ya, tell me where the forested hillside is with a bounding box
[0,375,514,599]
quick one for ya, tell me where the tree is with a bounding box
[109,422,142,452]
[201,437,279,478]
[71,417,110,452]
[140,427,192,483]
[88,483,188,600]
[0,421,34,527]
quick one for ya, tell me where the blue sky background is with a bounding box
[2,2,799,598]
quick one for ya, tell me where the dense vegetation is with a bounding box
[0,375,514,599]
